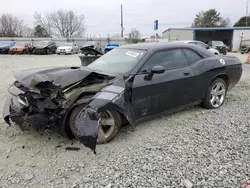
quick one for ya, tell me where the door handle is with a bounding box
[184,72,190,75]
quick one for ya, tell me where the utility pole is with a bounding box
[246,1,249,26]
[121,4,124,38]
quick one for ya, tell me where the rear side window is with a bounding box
[182,49,203,64]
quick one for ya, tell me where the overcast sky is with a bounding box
[1,0,247,37]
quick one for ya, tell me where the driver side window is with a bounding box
[140,49,188,72]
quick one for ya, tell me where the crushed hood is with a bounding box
[13,66,94,88]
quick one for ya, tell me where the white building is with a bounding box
[162,27,250,52]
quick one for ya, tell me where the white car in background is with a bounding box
[173,40,220,55]
[56,43,79,55]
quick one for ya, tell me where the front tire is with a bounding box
[69,104,122,144]
[203,78,227,109]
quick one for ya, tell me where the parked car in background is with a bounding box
[32,41,57,55]
[83,41,102,53]
[2,42,243,152]
[104,43,120,53]
[0,41,15,54]
[172,40,220,55]
[56,43,79,55]
[10,42,32,54]
[240,45,250,54]
[207,41,227,55]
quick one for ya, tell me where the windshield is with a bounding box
[84,41,96,46]
[0,42,13,46]
[87,48,147,74]
[62,43,73,46]
[212,41,224,46]
[13,42,25,46]
[35,41,48,46]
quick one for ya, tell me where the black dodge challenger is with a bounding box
[2,43,243,152]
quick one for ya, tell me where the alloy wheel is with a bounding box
[97,110,115,143]
[210,82,226,108]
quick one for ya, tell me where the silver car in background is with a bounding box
[173,40,220,55]
[56,43,79,55]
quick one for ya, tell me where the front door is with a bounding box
[131,48,195,119]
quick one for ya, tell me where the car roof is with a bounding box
[119,42,199,51]
[119,42,215,58]
[171,40,206,43]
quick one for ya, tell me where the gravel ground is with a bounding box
[0,53,249,188]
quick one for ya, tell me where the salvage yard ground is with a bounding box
[0,53,249,188]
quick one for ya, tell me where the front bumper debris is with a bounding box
[3,83,61,128]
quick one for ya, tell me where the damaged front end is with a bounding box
[3,71,110,126]
[2,66,134,153]
[4,80,67,128]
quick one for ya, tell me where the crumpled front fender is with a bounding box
[73,76,135,153]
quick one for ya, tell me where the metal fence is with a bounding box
[0,37,128,50]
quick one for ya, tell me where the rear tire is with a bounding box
[203,78,227,109]
[69,104,122,144]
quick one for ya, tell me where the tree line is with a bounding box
[0,8,248,38]
[0,9,85,38]
[191,9,248,28]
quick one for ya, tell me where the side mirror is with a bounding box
[206,46,210,49]
[151,65,165,74]
[144,65,165,81]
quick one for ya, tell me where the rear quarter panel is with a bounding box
[190,55,242,101]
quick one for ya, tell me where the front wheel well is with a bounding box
[62,93,129,138]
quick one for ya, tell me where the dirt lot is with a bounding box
[0,53,249,188]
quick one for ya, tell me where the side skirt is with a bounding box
[135,101,203,124]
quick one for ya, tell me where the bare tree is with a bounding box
[22,26,34,37]
[34,12,52,36]
[0,13,24,37]
[34,10,85,38]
